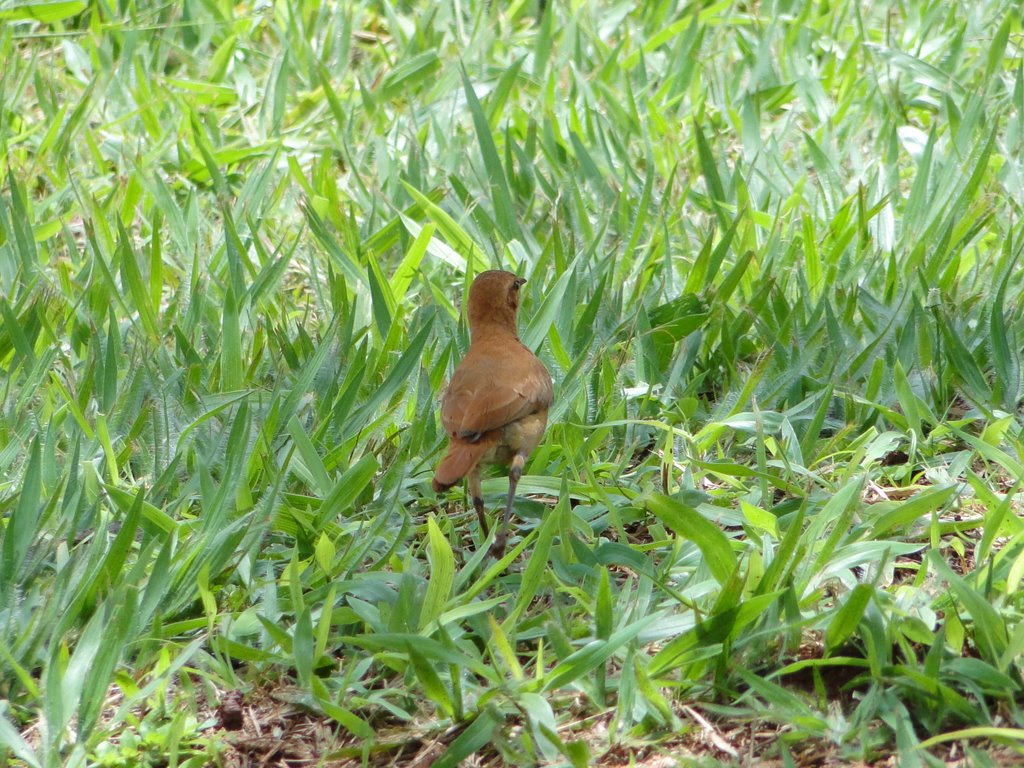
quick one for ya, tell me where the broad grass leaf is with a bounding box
[803,476,865,583]
[0,1,86,22]
[435,596,508,630]
[647,293,709,346]
[407,641,454,718]
[542,613,659,692]
[693,119,729,228]
[715,249,755,306]
[595,567,613,640]
[519,692,562,760]
[347,318,433,436]
[379,51,441,101]
[2,171,37,277]
[0,296,36,366]
[57,599,117,741]
[826,583,874,654]
[366,256,394,338]
[946,657,1018,692]
[869,484,960,537]
[940,318,991,405]
[892,360,921,439]
[432,708,500,768]
[646,493,737,586]
[77,590,137,739]
[505,487,557,627]
[929,550,1008,666]
[522,265,575,352]
[918,727,1024,751]
[460,65,517,240]
[97,485,143,591]
[220,286,243,392]
[1,436,40,593]
[649,591,785,677]
[487,614,523,681]
[758,506,805,595]
[103,486,176,534]
[188,111,230,199]
[954,429,1024,478]
[991,264,1021,411]
[740,501,778,538]
[310,676,374,739]
[341,633,489,677]
[293,607,315,688]
[734,666,813,714]
[318,453,379,524]
[401,183,487,272]
[0,708,40,767]
[117,220,159,342]
[287,415,332,496]
[249,237,299,309]
[101,309,119,412]
[594,565,613,700]
[389,222,434,300]
[419,515,455,632]
[140,535,175,627]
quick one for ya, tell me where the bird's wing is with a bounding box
[441,354,552,440]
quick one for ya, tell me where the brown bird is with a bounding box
[432,270,553,556]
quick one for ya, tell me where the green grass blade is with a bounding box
[646,493,737,586]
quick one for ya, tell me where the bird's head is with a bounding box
[466,270,527,333]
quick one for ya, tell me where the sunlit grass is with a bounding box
[2,0,1024,765]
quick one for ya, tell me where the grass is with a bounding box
[2,0,1024,765]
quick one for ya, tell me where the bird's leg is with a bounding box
[490,453,526,557]
[468,465,488,536]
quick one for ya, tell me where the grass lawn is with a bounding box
[2,0,1024,765]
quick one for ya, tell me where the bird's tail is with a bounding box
[432,440,491,492]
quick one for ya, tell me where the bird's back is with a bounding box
[432,333,552,491]
[440,335,552,440]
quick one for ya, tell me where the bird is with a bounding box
[432,270,553,556]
